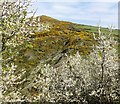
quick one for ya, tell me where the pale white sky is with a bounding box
[29,0,118,28]
[0,0,118,28]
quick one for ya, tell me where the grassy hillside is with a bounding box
[28,15,95,64]
[5,15,118,70]
[40,15,118,34]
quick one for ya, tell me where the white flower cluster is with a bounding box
[0,2,119,102]
[1,28,119,103]
[0,0,51,77]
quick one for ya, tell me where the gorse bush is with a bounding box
[1,26,119,103]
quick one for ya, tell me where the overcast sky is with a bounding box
[2,0,118,28]
[28,1,118,28]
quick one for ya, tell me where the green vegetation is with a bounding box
[75,24,118,34]
[0,2,119,102]
[3,15,118,70]
[13,15,96,68]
